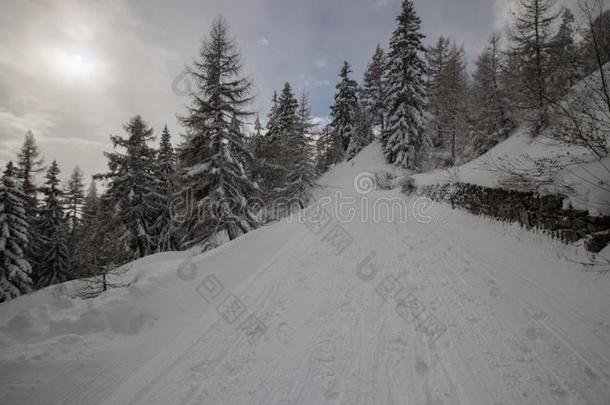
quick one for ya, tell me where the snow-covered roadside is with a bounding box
[1,142,610,404]
[413,127,610,216]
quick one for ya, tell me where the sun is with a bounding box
[53,49,96,80]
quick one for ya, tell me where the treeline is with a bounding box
[1,0,609,302]
[319,0,609,171]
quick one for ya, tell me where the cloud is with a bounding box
[493,0,514,30]
[314,58,327,69]
[257,36,270,47]
[311,116,329,130]
[374,0,393,10]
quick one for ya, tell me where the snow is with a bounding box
[2,142,610,404]
[413,127,610,215]
[414,64,610,216]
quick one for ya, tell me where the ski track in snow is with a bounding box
[1,143,610,404]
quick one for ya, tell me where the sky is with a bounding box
[0,0,578,183]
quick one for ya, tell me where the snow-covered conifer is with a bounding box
[98,115,163,257]
[361,45,387,130]
[330,62,360,152]
[382,0,428,170]
[283,92,317,207]
[0,162,33,301]
[156,125,179,252]
[346,106,374,160]
[178,17,259,244]
[36,161,70,288]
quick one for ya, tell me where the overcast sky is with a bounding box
[0,0,578,183]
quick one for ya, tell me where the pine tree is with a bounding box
[16,131,44,274]
[361,45,387,130]
[471,34,514,155]
[156,125,178,252]
[97,115,164,258]
[346,106,374,160]
[509,0,560,131]
[315,125,341,174]
[178,17,259,245]
[250,114,264,158]
[16,131,44,216]
[74,179,101,278]
[157,125,176,192]
[267,82,300,166]
[81,179,99,232]
[252,92,289,200]
[36,161,70,288]
[255,82,302,205]
[65,166,85,234]
[382,0,428,170]
[64,166,85,276]
[250,114,269,187]
[283,92,317,208]
[330,62,360,152]
[0,162,33,302]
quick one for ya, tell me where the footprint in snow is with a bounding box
[414,359,429,376]
[276,322,293,345]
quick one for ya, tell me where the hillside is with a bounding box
[414,65,610,216]
[1,143,610,404]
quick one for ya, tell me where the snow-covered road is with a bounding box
[1,145,609,405]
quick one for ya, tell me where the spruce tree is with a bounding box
[250,114,264,159]
[74,179,101,278]
[36,161,70,288]
[346,106,374,160]
[509,0,559,131]
[382,0,428,170]
[330,61,360,152]
[157,125,176,192]
[16,131,44,216]
[361,45,387,130]
[81,179,99,232]
[252,93,288,200]
[16,131,44,274]
[315,126,333,174]
[250,114,269,188]
[64,166,85,276]
[283,92,317,208]
[254,82,301,205]
[156,125,178,252]
[178,17,259,245]
[65,166,85,235]
[0,162,33,301]
[97,115,163,258]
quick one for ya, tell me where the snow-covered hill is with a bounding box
[1,142,610,404]
[414,65,610,216]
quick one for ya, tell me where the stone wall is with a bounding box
[417,183,610,253]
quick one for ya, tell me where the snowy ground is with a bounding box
[413,64,610,217]
[413,128,610,216]
[1,143,610,404]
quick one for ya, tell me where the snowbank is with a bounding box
[414,64,610,216]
